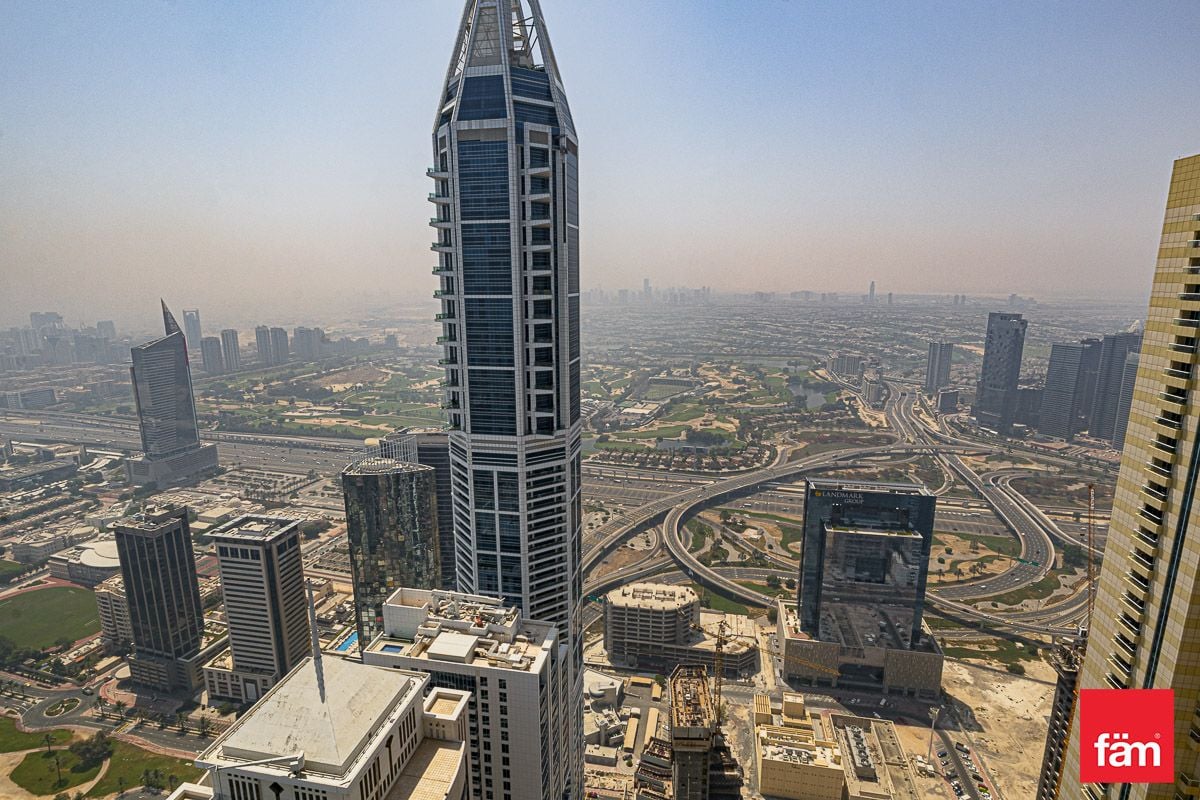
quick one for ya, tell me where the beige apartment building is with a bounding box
[1059,153,1200,799]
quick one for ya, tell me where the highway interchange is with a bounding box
[2,392,1110,639]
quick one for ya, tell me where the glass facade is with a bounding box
[341,458,440,645]
[430,3,582,796]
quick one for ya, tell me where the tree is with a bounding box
[43,732,55,754]
[69,731,112,769]
[197,716,211,738]
[113,700,126,718]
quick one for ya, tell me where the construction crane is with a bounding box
[691,621,840,731]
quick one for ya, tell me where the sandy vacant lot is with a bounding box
[942,658,1057,799]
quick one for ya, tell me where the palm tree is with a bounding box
[113,700,126,718]
[52,751,62,788]
[197,716,211,738]
[117,776,126,797]
[43,732,54,754]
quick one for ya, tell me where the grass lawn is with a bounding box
[0,717,72,753]
[686,521,710,552]
[940,530,1021,558]
[11,748,100,795]
[726,508,804,526]
[0,586,101,650]
[0,560,25,584]
[619,424,692,440]
[942,637,1042,667]
[86,740,201,798]
[779,523,804,549]
[704,593,754,616]
[736,580,788,598]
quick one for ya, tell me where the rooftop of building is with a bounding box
[0,458,78,480]
[113,504,187,534]
[384,739,465,800]
[777,599,940,654]
[53,537,119,568]
[605,582,697,610]
[342,456,432,476]
[366,587,554,673]
[669,666,713,733]
[202,655,419,777]
[210,515,299,543]
[821,522,924,539]
[807,478,930,496]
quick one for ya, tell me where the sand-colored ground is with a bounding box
[927,533,1013,585]
[941,659,1056,799]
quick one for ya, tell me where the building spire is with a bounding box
[161,300,182,337]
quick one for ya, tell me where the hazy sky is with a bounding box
[2,1,1198,329]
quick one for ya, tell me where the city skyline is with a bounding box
[4,1,1199,327]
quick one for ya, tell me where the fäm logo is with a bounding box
[1079,689,1173,783]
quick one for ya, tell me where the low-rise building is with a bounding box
[361,587,572,800]
[10,525,92,564]
[753,693,845,800]
[180,655,469,800]
[604,583,756,676]
[0,458,77,491]
[47,537,121,586]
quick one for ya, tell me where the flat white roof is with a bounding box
[209,656,417,776]
[427,631,479,663]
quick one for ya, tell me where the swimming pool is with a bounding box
[335,631,359,653]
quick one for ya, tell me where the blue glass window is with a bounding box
[458,76,507,121]
[515,102,558,129]
[457,140,509,220]
[464,299,513,365]
[510,68,553,102]
[461,224,512,294]
[477,553,499,593]
[501,556,523,593]
[498,514,522,553]
[473,469,495,509]
[474,512,496,550]
[468,368,517,435]
[497,472,521,511]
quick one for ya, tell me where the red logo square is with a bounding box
[1078,689,1174,783]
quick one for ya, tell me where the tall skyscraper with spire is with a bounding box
[430,1,581,795]
[1056,153,1200,799]
[126,302,218,485]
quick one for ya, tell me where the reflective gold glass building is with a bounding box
[1058,153,1200,799]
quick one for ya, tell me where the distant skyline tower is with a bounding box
[127,302,217,484]
[1089,330,1143,442]
[1058,153,1200,799]
[924,341,954,395]
[182,308,201,350]
[341,455,440,646]
[204,516,310,702]
[973,311,1027,435]
[1112,351,1140,451]
[254,325,272,365]
[200,335,225,375]
[1039,339,1100,441]
[220,328,241,372]
[269,326,289,364]
[869,280,876,303]
[430,0,582,793]
[114,505,205,691]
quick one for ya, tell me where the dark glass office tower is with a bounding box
[798,480,936,648]
[924,341,954,395]
[1089,330,1143,441]
[341,457,440,644]
[127,303,218,485]
[1039,339,1100,441]
[430,3,581,796]
[382,429,457,589]
[973,312,1028,435]
[114,506,205,691]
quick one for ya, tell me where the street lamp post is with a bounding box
[926,707,941,760]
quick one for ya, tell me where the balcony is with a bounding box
[437,357,458,366]
[434,312,456,321]
[1156,416,1183,431]
[432,266,454,275]
[433,289,454,298]
[427,166,451,179]
[1137,527,1160,548]
[1147,460,1172,478]
[1122,591,1146,616]
[441,401,461,410]
[526,240,553,252]
[527,216,552,227]
[431,242,454,253]
[1143,483,1168,502]
[440,378,460,389]
[525,162,552,176]
[1161,390,1188,406]
[1165,366,1193,379]
[1174,317,1200,328]
[1140,506,1165,525]
[430,217,454,229]
[1171,342,1197,354]
[1181,292,1200,301]
[436,335,457,344]
[428,192,452,204]
[1154,439,1178,455]
[1189,240,1200,247]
